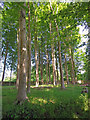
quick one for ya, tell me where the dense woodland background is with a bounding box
[1,2,89,100]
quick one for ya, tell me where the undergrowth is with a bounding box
[2,85,89,119]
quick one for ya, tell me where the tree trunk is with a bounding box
[9,64,12,86]
[40,53,43,85]
[2,42,8,82]
[73,60,77,83]
[10,67,12,81]
[55,20,65,89]
[49,23,56,86]
[35,40,39,87]
[71,48,75,84]
[48,59,51,84]
[55,51,59,85]
[69,57,73,82]
[40,36,43,84]
[64,52,69,84]
[58,42,65,89]
[69,47,75,85]
[45,44,49,84]
[51,40,56,86]
[27,2,31,93]
[16,30,20,89]
[10,56,13,84]
[17,6,27,102]
[39,47,43,85]
[34,16,39,87]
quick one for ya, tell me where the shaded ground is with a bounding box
[2,84,89,119]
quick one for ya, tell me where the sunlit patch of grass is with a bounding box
[49,99,55,104]
[78,94,89,111]
[30,97,48,105]
[2,85,89,119]
[44,88,50,91]
[31,84,54,88]
[73,113,79,118]
[39,84,54,87]
[31,97,38,104]
[38,98,47,104]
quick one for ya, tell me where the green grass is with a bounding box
[2,84,89,119]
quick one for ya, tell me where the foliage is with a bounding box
[1,2,89,82]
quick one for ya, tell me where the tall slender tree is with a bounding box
[40,36,43,84]
[50,22,56,86]
[55,49,59,85]
[55,19,65,89]
[26,2,31,93]
[45,44,49,84]
[2,41,8,82]
[34,15,39,87]
[17,4,27,102]
[16,29,20,89]
[69,47,75,85]
[64,51,69,84]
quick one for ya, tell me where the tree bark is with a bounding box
[2,42,8,82]
[10,66,12,81]
[71,48,75,84]
[55,51,59,85]
[69,47,75,85]
[17,6,27,102]
[10,56,13,84]
[34,16,39,87]
[55,20,65,89]
[9,63,12,86]
[58,42,65,89]
[35,40,39,87]
[51,39,56,86]
[64,52,69,84]
[40,53,43,84]
[26,2,31,93]
[69,57,73,82]
[41,62,43,84]
[45,44,49,84]
[73,60,77,83]
[16,29,20,89]
[39,47,43,85]
[49,23,56,86]
[40,36,43,84]
[48,59,51,84]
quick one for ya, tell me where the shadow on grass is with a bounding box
[2,85,89,119]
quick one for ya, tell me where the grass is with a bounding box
[2,84,89,119]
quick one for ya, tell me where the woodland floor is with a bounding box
[2,84,90,119]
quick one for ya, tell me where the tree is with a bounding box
[55,48,59,85]
[16,28,20,89]
[2,41,8,82]
[55,19,65,89]
[34,15,39,87]
[50,22,56,86]
[38,36,43,85]
[64,51,69,84]
[26,2,31,93]
[17,4,27,102]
